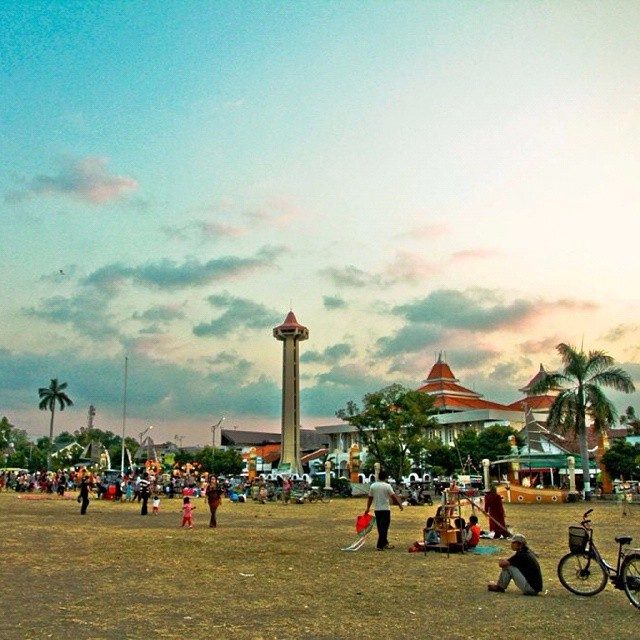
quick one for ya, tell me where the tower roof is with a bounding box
[417,353,512,411]
[519,363,548,394]
[273,310,309,340]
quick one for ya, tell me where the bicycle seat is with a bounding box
[615,535,632,545]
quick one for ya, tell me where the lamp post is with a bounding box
[139,425,153,445]
[211,413,226,448]
[120,356,128,475]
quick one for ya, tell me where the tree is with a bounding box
[336,384,438,482]
[195,447,243,476]
[422,438,456,477]
[38,378,73,468]
[532,343,635,499]
[620,406,640,435]
[601,439,640,481]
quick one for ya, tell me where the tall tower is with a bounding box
[273,310,309,475]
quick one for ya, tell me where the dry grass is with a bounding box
[1,491,639,640]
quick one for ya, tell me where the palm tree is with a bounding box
[532,343,635,499]
[38,378,73,469]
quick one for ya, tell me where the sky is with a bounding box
[2,1,639,445]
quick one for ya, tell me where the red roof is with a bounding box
[417,354,511,411]
[274,310,307,331]
[508,395,557,411]
[432,395,512,411]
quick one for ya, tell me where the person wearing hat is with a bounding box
[488,533,542,595]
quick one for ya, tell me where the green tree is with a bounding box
[422,437,456,476]
[0,416,14,450]
[336,384,437,482]
[601,439,640,481]
[532,343,635,499]
[38,378,73,469]
[53,431,76,447]
[620,406,640,435]
[195,447,243,476]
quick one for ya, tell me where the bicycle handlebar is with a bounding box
[581,508,594,527]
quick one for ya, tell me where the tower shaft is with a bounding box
[273,311,308,475]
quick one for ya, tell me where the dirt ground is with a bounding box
[1,491,638,639]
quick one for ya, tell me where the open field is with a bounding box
[1,492,639,640]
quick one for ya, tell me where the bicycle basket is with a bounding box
[569,526,588,553]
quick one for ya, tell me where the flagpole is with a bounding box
[120,356,128,475]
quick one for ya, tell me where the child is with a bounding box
[181,496,195,528]
[152,495,160,515]
[465,514,481,548]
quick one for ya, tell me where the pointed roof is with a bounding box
[274,310,307,331]
[417,353,512,411]
[509,364,558,413]
[273,310,309,340]
[519,364,548,394]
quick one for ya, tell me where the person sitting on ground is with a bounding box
[465,514,481,549]
[488,533,542,595]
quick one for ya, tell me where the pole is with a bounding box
[120,356,128,475]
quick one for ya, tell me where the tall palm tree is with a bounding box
[532,343,635,499]
[38,378,73,469]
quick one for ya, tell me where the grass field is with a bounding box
[1,491,639,640]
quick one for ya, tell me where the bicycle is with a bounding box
[557,508,640,609]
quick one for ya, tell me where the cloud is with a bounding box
[375,289,597,359]
[301,343,353,365]
[163,219,247,241]
[132,304,186,323]
[322,295,347,310]
[0,347,282,422]
[23,290,120,341]
[84,245,286,291]
[392,288,537,332]
[301,364,396,416]
[7,156,138,204]
[601,323,640,342]
[450,248,500,263]
[320,265,381,289]
[384,250,438,284]
[396,223,450,240]
[376,324,444,357]
[193,293,281,337]
[243,195,303,227]
[519,336,562,355]
[320,251,438,290]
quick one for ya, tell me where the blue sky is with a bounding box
[2,2,639,444]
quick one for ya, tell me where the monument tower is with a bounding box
[273,310,309,475]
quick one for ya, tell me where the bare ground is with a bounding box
[1,492,638,640]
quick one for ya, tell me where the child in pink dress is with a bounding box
[181,496,195,528]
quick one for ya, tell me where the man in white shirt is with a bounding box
[364,469,403,550]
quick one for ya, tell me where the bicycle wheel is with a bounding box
[622,552,640,609]
[557,552,608,596]
[320,490,331,503]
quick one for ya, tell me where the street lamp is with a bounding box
[139,425,153,445]
[211,413,226,448]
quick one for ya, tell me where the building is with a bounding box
[316,354,530,474]
[220,428,328,475]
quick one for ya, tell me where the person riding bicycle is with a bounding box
[488,533,543,595]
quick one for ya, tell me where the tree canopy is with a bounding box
[532,343,635,498]
[601,439,640,481]
[336,383,438,482]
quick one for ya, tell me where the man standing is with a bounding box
[139,471,151,515]
[79,474,91,515]
[488,533,543,595]
[364,469,403,550]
